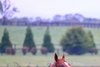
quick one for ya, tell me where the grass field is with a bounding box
[0,54,100,66]
[0,26,100,48]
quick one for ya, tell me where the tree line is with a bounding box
[0,26,98,55]
[1,18,100,27]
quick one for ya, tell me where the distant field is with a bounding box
[0,54,100,66]
[0,26,100,48]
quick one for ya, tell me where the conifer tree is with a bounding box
[0,28,12,53]
[42,27,55,53]
[23,26,36,50]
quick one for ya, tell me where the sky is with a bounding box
[11,0,100,19]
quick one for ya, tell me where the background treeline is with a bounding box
[0,26,98,55]
[0,14,100,27]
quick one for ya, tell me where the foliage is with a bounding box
[41,47,48,55]
[0,0,18,16]
[23,26,37,54]
[42,27,55,53]
[30,47,37,55]
[0,28,12,53]
[5,47,16,55]
[22,47,29,55]
[0,1,3,13]
[0,0,18,25]
[60,26,96,55]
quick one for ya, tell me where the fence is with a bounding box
[15,48,100,55]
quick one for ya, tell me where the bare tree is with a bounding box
[0,0,18,25]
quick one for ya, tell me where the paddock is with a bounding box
[0,53,100,67]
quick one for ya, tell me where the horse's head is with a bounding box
[50,53,71,67]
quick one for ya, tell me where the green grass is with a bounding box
[0,54,100,66]
[0,55,52,66]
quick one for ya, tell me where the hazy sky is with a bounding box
[11,0,100,19]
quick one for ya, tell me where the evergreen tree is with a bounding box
[23,26,36,51]
[60,26,96,55]
[87,31,96,48]
[0,28,12,53]
[42,27,55,53]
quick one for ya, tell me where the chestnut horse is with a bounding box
[50,53,71,67]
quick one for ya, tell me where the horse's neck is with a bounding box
[64,62,71,67]
[50,62,55,67]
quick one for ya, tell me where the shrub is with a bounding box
[41,47,48,55]
[5,47,16,55]
[60,26,97,55]
[22,47,29,55]
[31,47,37,55]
